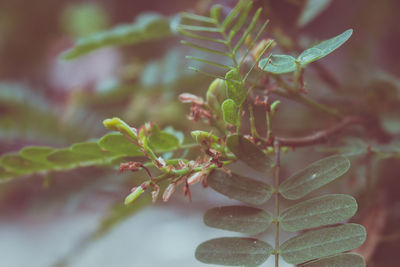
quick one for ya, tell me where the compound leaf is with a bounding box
[298,29,353,65]
[226,134,272,172]
[208,170,273,205]
[204,205,273,235]
[279,194,358,232]
[259,54,297,74]
[280,223,366,265]
[279,155,350,200]
[303,253,366,267]
[195,237,273,266]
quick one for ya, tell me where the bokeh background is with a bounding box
[0,0,399,266]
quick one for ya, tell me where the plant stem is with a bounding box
[275,116,365,146]
[237,105,243,135]
[266,109,272,141]
[248,104,259,139]
[293,60,302,91]
[274,141,281,267]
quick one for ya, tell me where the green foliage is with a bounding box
[207,170,274,205]
[2,1,383,266]
[0,119,187,181]
[279,155,350,200]
[204,205,273,235]
[259,29,353,74]
[179,0,268,77]
[195,237,273,266]
[279,194,358,232]
[61,13,173,60]
[279,224,366,265]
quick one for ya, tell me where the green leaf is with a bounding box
[259,54,297,74]
[195,237,273,266]
[204,205,273,235]
[61,13,173,60]
[279,194,358,232]
[208,170,274,205]
[279,155,350,200]
[225,69,246,105]
[20,146,55,165]
[222,99,239,126]
[280,223,366,265]
[303,253,366,267]
[0,153,46,174]
[226,134,272,172]
[148,125,180,151]
[297,0,332,27]
[46,149,103,167]
[98,133,143,156]
[71,141,115,157]
[298,29,353,65]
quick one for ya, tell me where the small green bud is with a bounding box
[103,117,138,142]
[124,186,144,205]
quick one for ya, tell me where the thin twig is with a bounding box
[275,116,365,147]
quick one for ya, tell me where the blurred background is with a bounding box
[0,0,399,266]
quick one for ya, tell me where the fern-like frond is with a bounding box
[178,0,269,78]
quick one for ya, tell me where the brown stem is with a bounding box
[274,116,365,147]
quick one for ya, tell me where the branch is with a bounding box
[274,116,365,147]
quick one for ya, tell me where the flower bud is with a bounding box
[103,117,138,142]
[124,186,144,205]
